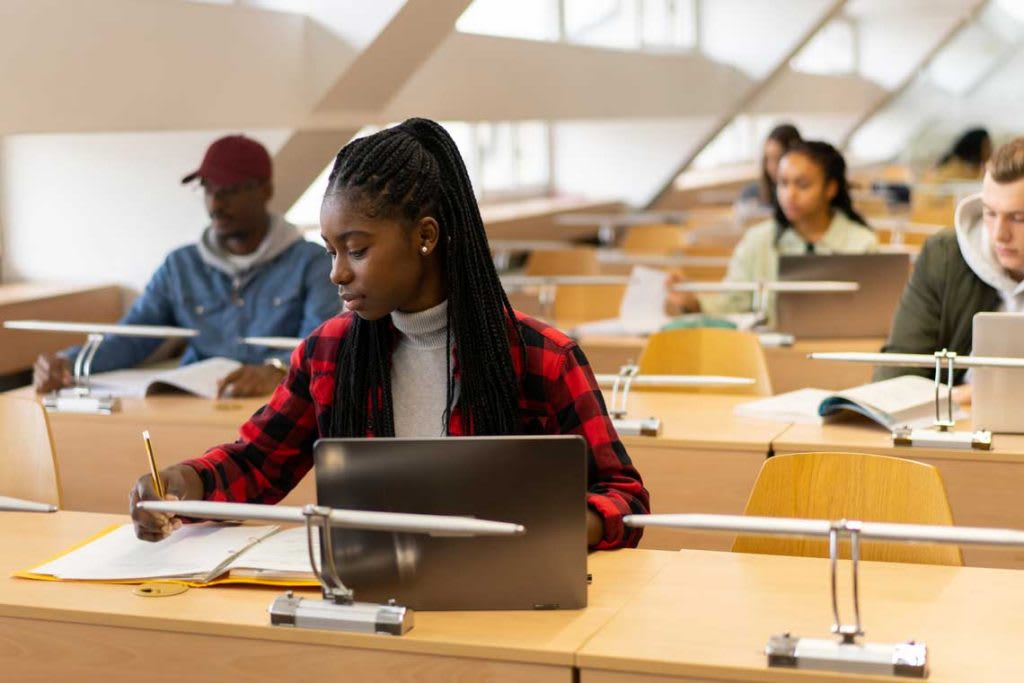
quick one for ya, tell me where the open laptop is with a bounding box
[972,312,1024,433]
[313,435,588,611]
[775,253,912,338]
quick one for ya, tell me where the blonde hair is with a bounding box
[988,138,1024,183]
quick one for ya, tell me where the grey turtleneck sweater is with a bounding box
[390,300,454,437]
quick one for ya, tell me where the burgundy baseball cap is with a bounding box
[181,135,272,186]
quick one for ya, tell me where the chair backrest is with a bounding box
[910,192,956,226]
[621,224,689,253]
[553,284,626,327]
[636,327,772,395]
[525,247,600,276]
[0,396,62,507]
[733,452,962,565]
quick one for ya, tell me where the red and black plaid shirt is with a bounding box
[185,310,649,549]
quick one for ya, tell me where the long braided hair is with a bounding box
[324,118,523,437]
[773,140,870,243]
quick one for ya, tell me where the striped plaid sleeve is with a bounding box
[548,342,650,550]
[182,335,322,505]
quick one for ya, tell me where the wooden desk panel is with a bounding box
[0,282,122,375]
[0,512,674,683]
[4,389,318,513]
[615,392,783,552]
[773,420,1024,569]
[579,550,1024,682]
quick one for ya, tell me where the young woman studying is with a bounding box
[129,118,649,550]
[667,141,877,322]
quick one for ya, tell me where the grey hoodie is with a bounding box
[196,213,303,288]
[955,193,1024,312]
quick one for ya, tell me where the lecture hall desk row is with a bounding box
[10,386,1024,571]
[1,510,1022,682]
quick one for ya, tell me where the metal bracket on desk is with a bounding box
[42,333,120,414]
[766,519,928,678]
[608,365,661,437]
[267,505,413,636]
[889,350,992,451]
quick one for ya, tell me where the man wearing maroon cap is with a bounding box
[33,135,339,397]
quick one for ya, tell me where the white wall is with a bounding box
[553,118,714,206]
[1,129,289,291]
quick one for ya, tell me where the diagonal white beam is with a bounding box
[839,0,990,151]
[645,0,848,210]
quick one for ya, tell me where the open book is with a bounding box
[86,357,242,399]
[733,375,964,429]
[18,523,318,587]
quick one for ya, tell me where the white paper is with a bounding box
[86,357,242,399]
[836,375,963,428]
[227,526,319,577]
[31,524,278,581]
[618,266,670,334]
[733,388,832,424]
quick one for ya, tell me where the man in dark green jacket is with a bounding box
[875,138,1024,391]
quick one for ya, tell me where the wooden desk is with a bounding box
[0,282,122,375]
[3,388,311,514]
[0,511,675,683]
[773,419,1024,569]
[576,334,884,390]
[579,549,1024,682]
[615,392,783,553]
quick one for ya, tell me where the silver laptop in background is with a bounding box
[775,253,912,338]
[314,435,588,611]
[972,312,1024,433]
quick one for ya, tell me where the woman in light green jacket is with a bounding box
[668,141,877,322]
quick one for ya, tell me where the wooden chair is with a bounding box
[910,192,956,227]
[620,224,689,253]
[636,327,772,395]
[552,284,626,327]
[0,396,62,507]
[733,452,962,566]
[525,247,600,276]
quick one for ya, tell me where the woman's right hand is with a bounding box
[665,269,700,316]
[130,464,204,542]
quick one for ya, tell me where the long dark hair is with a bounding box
[940,127,991,167]
[773,140,869,242]
[323,118,522,437]
[760,123,803,204]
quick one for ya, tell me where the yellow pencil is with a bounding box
[142,430,165,499]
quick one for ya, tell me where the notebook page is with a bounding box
[619,266,670,334]
[31,524,277,581]
[733,388,831,424]
[836,375,964,428]
[147,357,242,398]
[227,526,319,577]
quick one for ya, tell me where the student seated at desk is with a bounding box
[735,122,802,213]
[129,118,649,550]
[924,127,992,183]
[33,135,339,398]
[667,141,877,322]
[875,137,1024,404]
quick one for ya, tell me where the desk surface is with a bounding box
[579,549,1024,682]
[0,511,675,669]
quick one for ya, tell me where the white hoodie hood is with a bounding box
[954,193,1024,312]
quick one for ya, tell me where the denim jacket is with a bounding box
[67,216,338,372]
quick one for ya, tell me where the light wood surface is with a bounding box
[577,334,884,389]
[773,418,1024,569]
[734,451,962,565]
[0,511,675,683]
[482,197,624,242]
[614,392,785,552]
[620,225,689,253]
[526,247,600,276]
[554,285,627,327]
[0,282,123,375]
[2,388,310,514]
[579,549,1024,682]
[637,328,772,396]
[0,396,62,506]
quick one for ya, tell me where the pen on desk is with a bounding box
[142,430,165,499]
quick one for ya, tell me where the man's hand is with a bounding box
[216,363,286,398]
[665,269,700,316]
[33,353,72,394]
[129,464,204,542]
